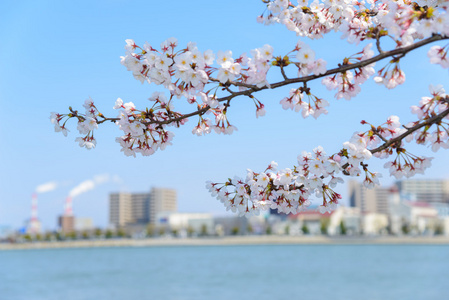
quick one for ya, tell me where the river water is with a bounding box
[1,244,448,300]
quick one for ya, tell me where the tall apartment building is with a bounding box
[109,188,177,228]
[149,188,177,224]
[109,193,133,227]
[348,180,390,214]
[396,179,449,204]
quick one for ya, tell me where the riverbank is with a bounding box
[1,235,449,250]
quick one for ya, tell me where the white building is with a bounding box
[389,189,439,234]
[74,217,94,231]
[287,210,333,235]
[156,212,214,235]
[396,179,449,204]
[362,213,389,235]
[327,206,361,236]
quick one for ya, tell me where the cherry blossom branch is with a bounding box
[121,35,449,127]
[171,34,449,125]
[207,86,449,216]
[225,34,448,92]
[59,31,449,134]
[53,31,449,162]
[370,96,449,154]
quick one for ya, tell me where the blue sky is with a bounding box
[1,0,448,230]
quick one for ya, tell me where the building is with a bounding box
[287,206,362,236]
[149,188,177,224]
[74,218,94,231]
[109,193,133,227]
[288,210,335,235]
[109,187,177,228]
[131,193,151,224]
[396,179,449,204]
[362,213,389,235]
[348,180,390,214]
[389,189,439,234]
[155,212,214,235]
[327,206,361,235]
[214,216,249,236]
[58,215,75,234]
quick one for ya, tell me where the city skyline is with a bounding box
[4,177,449,233]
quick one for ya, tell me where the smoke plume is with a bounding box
[68,173,120,198]
[35,181,58,194]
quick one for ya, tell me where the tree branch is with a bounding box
[74,35,449,129]
[369,99,449,154]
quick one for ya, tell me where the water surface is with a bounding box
[1,245,448,300]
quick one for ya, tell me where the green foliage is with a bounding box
[117,228,126,238]
[81,231,89,239]
[200,224,208,236]
[23,234,32,242]
[435,223,444,235]
[187,226,195,237]
[105,230,114,239]
[265,226,272,235]
[146,224,155,237]
[301,223,310,235]
[401,224,410,235]
[55,232,64,241]
[284,225,290,235]
[231,227,239,235]
[320,218,329,235]
[94,228,102,237]
[339,221,347,235]
[44,232,53,241]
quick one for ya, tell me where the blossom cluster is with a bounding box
[119,38,277,139]
[352,114,434,179]
[121,37,273,93]
[408,84,449,151]
[116,36,336,148]
[206,148,344,217]
[322,44,375,100]
[262,0,449,45]
[206,134,380,216]
[113,96,179,157]
[50,98,99,150]
[280,87,330,118]
[208,84,449,215]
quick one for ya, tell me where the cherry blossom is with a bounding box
[53,0,449,216]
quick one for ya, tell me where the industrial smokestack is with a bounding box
[64,196,73,216]
[28,193,40,234]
